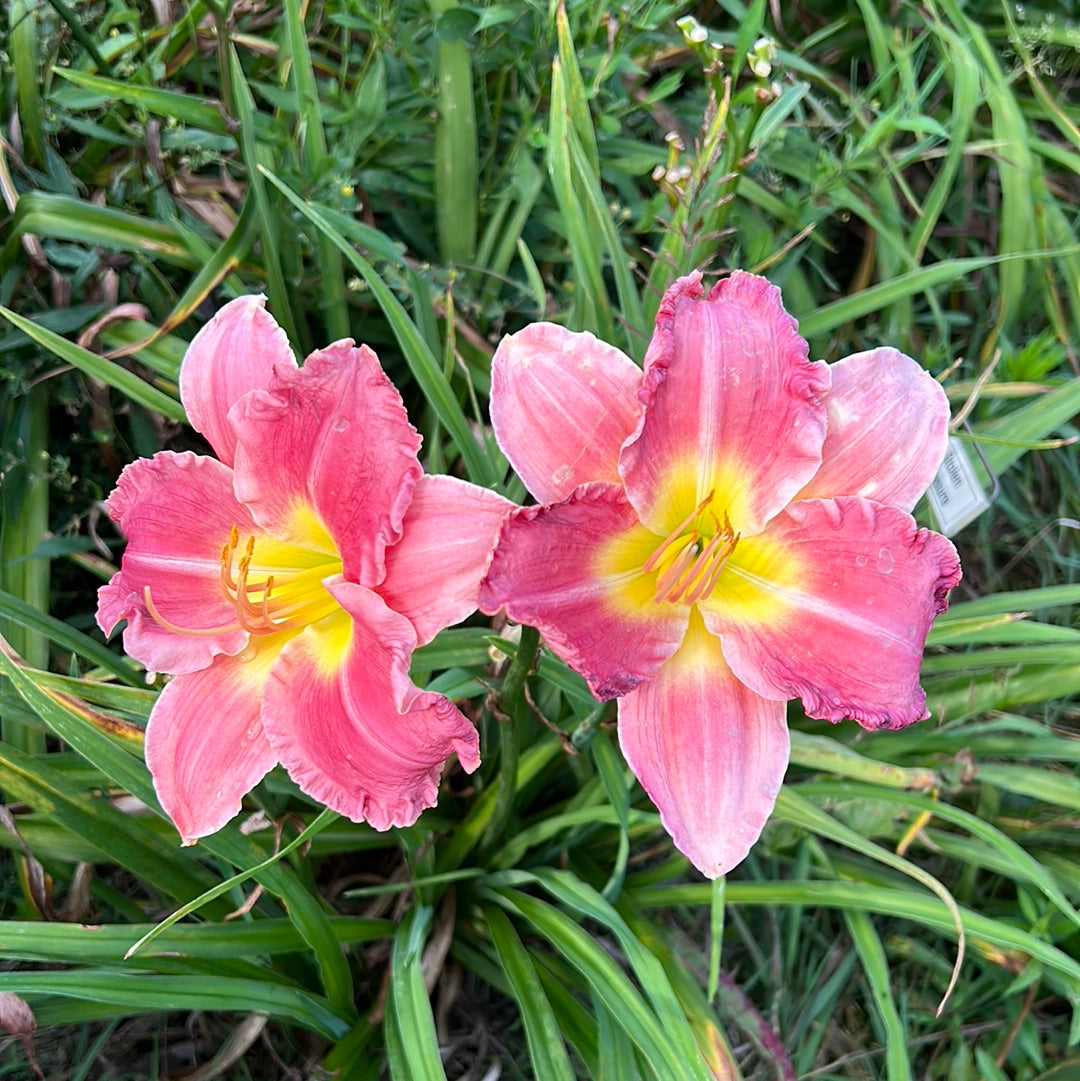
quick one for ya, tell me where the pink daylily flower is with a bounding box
[98,296,511,843]
[480,271,961,878]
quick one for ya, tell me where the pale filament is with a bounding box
[641,490,716,575]
[145,526,340,638]
[645,491,740,605]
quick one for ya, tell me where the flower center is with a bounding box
[642,491,740,605]
[144,525,343,638]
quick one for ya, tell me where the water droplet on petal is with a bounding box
[332,416,349,432]
[854,554,868,568]
[876,547,894,575]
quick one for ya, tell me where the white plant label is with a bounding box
[927,436,992,536]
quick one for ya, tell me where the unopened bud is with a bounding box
[748,37,777,79]
[676,15,709,45]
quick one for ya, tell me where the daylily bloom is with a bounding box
[480,271,961,878]
[98,296,510,843]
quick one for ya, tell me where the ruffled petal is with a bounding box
[144,643,281,843]
[96,451,252,673]
[620,272,830,537]
[262,582,479,831]
[230,341,422,587]
[490,323,643,503]
[179,295,296,467]
[618,618,790,878]
[797,348,950,511]
[702,497,961,729]
[379,474,514,646]
[479,482,688,699]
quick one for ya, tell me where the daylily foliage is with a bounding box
[481,271,961,878]
[98,297,510,843]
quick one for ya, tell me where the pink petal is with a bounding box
[96,452,252,674]
[262,582,479,831]
[230,341,422,587]
[179,296,296,467]
[144,645,280,843]
[618,622,790,878]
[797,348,950,511]
[490,322,643,503]
[620,272,830,537]
[379,474,514,646]
[703,497,962,729]
[479,482,688,699]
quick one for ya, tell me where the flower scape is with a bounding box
[480,271,961,878]
[97,296,511,844]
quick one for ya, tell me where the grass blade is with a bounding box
[9,0,46,167]
[493,875,713,1081]
[1,192,199,272]
[483,905,577,1081]
[0,970,350,1040]
[228,44,302,351]
[52,68,231,133]
[843,909,913,1081]
[386,907,448,1081]
[0,307,184,420]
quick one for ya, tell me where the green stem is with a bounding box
[482,625,541,853]
[427,0,478,264]
[707,875,725,1003]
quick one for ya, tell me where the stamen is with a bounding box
[146,527,343,639]
[647,506,739,606]
[143,587,241,637]
[685,518,740,604]
[220,527,240,591]
[233,550,283,634]
[675,512,724,598]
[262,575,275,624]
[242,595,339,633]
[641,490,715,574]
[653,535,700,601]
[233,548,256,629]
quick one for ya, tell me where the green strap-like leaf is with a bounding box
[0,307,184,421]
[492,883,712,1081]
[386,908,448,1081]
[0,969,350,1040]
[483,905,577,1081]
